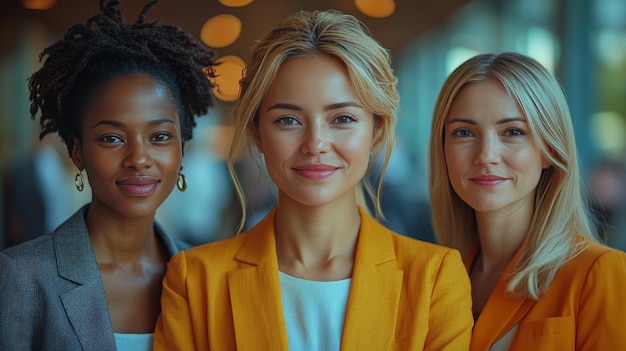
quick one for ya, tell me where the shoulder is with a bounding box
[568,238,626,268]
[362,210,460,259]
[1,232,56,266]
[2,206,88,258]
[179,209,276,265]
[558,238,626,282]
[182,233,248,262]
[361,212,464,271]
[1,205,94,282]
[389,231,465,273]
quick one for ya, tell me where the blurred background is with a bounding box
[1,0,625,250]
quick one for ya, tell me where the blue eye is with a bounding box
[452,128,473,137]
[503,128,525,137]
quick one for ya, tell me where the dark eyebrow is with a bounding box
[266,101,363,112]
[90,118,176,130]
[447,117,527,125]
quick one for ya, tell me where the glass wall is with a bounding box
[393,0,626,249]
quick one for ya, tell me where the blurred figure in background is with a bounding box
[2,135,91,249]
[587,157,626,251]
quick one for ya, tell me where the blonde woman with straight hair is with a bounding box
[156,9,472,350]
[429,51,626,350]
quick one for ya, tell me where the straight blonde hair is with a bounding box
[429,52,598,299]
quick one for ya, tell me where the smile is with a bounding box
[116,176,160,196]
[470,175,507,187]
[293,164,339,180]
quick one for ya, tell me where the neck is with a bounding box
[85,202,160,265]
[274,193,361,280]
[474,201,534,274]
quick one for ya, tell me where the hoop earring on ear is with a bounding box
[177,172,187,192]
[75,171,85,192]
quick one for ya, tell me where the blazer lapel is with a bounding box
[341,209,403,350]
[54,207,116,351]
[228,209,289,350]
[469,248,535,350]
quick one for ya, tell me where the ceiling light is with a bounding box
[218,0,254,7]
[23,0,56,10]
[355,0,395,18]
[200,14,242,48]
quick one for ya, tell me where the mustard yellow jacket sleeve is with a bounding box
[571,247,626,349]
[425,249,473,350]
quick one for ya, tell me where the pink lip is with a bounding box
[116,176,159,196]
[293,164,339,179]
[469,174,507,187]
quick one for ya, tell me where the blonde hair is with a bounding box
[428,52,598,299]
[229,10,399,232]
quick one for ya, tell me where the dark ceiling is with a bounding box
[1,0,468,58]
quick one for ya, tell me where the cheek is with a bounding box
[153,145,183,175]
[443,143,460,173]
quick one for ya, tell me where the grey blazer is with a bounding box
[0,204,189,351]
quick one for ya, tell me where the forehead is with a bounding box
[83,74,178,123]
[447,79,524,121]
[263,54,356,103]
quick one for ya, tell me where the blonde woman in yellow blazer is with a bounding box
[428,52,626,350]
[156,208,471,350]
[155,10,473,351]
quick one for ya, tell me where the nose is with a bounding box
[474,135,501,166]
[122,137,153,170]
[301,121,331,155]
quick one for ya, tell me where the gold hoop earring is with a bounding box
[177,172,187,192]
[75,171,85,192]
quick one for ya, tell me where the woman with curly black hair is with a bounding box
[0,1,215,350]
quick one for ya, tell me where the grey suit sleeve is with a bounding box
[0,251,34,350]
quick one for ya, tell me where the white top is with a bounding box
[113,332,154,351]
[279,271,351,351]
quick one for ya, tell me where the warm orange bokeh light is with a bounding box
[218,0,254,7]
[354,0,395,18]
[212,55,245,102]
[23,0,56,10]
[200,14,242,48]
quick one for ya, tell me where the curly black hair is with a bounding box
[28,0,216,155]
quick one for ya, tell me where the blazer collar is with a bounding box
[229,208,289,350]
[52,205,116,351]
[341,207,404,349]
[52,204,183,351]
[53,205,184,284]
[467,247,535,349]
[53,205,100,285]
[228,207,403,350]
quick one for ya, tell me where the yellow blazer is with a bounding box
[155,207,473,350]
[466,238,626,350]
